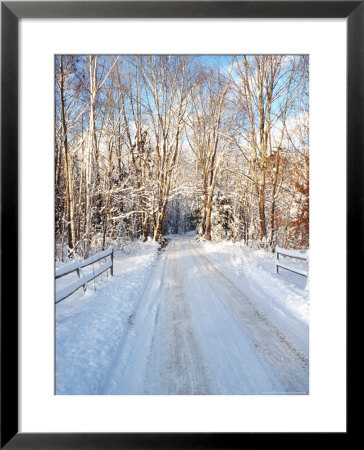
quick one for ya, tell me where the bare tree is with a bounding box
[55,54,309,260]
[231,55,307,247]
[186,61,233,240]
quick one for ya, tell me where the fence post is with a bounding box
[305,250,309,290]
[275,248,279,274]
[76,265,87,292]
[110,247,114,276]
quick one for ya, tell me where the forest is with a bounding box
[55,54,309,260]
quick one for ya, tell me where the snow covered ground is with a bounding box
[56,233,309,395]
[55,240,159,394]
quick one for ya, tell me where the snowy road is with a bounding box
[103,236,309,395]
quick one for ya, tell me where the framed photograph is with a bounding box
[1,1,355,448]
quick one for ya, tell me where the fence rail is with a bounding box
[275,246,308,278]
[55,247,114,303]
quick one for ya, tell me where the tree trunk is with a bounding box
[153,213,164,241]
[84,55,97,258]
[258,194,267,244]
[142,214,149,241]
[204,197,213,240]
[59,56,76,255]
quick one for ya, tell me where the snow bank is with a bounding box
[55,241,159,394]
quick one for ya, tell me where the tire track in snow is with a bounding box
[188,239,309,394]
[158,240,211,394]
[103,236,308,394]
[103,239,211,394]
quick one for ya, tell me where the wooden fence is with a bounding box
[275,246,308,278]
[55,247,113,303]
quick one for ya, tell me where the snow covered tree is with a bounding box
[55,54,309,260]
[186,60,233,240]
[230,55,309,248]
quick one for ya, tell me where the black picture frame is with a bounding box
[1,1,356,448]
